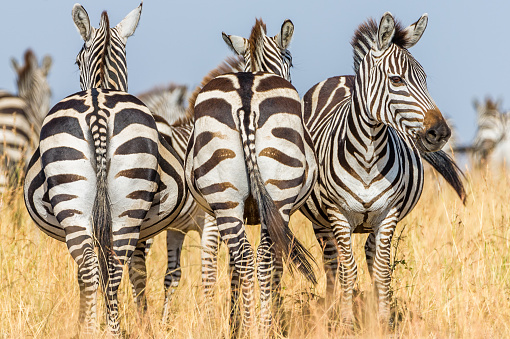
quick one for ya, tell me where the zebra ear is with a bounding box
[115,2,143,39]
[401,13,428,48]
[72,3,92,41]
[10,58,20,74]
[41,55,52,77]
[222,32,247,56]
[377,12,395,51]
[275,19,294,50]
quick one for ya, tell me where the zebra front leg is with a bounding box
[128,240,149,313]
[329,209,357,328]
[161,229,186,322]
[257,227,274,334]
[313,223,339,303]
[373,214,398,325]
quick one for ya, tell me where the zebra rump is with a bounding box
[421,149,467,204]
[239,108,317,284]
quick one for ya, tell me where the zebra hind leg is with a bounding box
[161,229,186,322]
[201,213,220,302]
[128,240,150,313]
[75,243,100,334]
[257,227,274,334]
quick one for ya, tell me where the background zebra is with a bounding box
[132,57,245,321]
[0,50,51,191]
[299,12,455,326]
[23,3,186,334]
[454,98,510,168]
[186,18,318,333]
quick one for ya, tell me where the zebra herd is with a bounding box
[0,2,491,336]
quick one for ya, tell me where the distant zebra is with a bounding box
[23,3,186,334]
[0,50,51,191]
[133,57,245,321]
[299,13,454,325]
[185,19,318,332]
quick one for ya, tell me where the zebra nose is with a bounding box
[425,122,451,145]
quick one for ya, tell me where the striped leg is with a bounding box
[372,213,398,323]
[201,213,220,299]
[72,238,99,334]
[364,232,376,278]
[329,209,356,326]
[257,227,274,333]
[161,229,186,321]
[128,240,149,313]
[216,212,255,333]
[313,223,338,300]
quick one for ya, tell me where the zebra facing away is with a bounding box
[23,3,186,334]
[186,19,318,333]
[0,50,52,191]
[299,12,452,326]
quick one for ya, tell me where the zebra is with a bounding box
[298,12,456,326]
[23,3,186,334]
[454,98,510,168]
[131,57,245,321]
[185,18,318,333]
[0,50,52,191]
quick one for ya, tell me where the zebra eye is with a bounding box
[390,76,403,84]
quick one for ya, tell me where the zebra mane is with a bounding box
[248,18,267,64]
[351,17,409,73]
[99,11,110,88]
[15,49,36,82]
[179,55,245,126]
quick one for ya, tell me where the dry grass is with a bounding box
[1,166,510,338]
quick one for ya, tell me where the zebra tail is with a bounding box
[421,149,467,204]
[240,110,317,285]
[90,115,113,295]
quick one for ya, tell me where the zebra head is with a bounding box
[222,18,294,81]
[11,49,52,129]
[353,12,450,152]
[72,3,142,91]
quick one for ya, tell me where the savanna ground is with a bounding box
[1,164,510,338]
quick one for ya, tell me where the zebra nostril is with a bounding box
[426,123,451,144]
[426,129,438,142]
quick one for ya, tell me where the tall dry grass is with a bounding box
[1,165,510,338]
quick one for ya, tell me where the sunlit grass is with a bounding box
[1,165,509,337]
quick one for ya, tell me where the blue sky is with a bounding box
[1,1,508,145]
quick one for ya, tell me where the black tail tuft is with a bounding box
[93,170,112,293]
[421,149,467,204]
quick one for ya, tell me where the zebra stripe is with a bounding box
[299,12,452,325]
[0,50,51,191]
[23,3,186,334]
[186,18,318,333]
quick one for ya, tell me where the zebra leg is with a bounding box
[201,213,220,300]
[256,226,274,333]
[161,229,186,322]
[372,214,398,324]
[72,239,99,334]
[128,240,149,313]
[329,209,356,327]
[313,223,338,302]
[216,213,255,333]
[364,232,376,278]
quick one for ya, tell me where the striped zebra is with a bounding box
[0,50,52,191]
[185,19,318,333]
[132,57,245,321]
[299,12,455,326]
[455,98,510,168]
[23,3,186,334]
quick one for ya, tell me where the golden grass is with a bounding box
[1,166,510,338]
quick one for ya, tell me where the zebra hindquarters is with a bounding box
[191,114,256,331]
[38,116,100,333]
